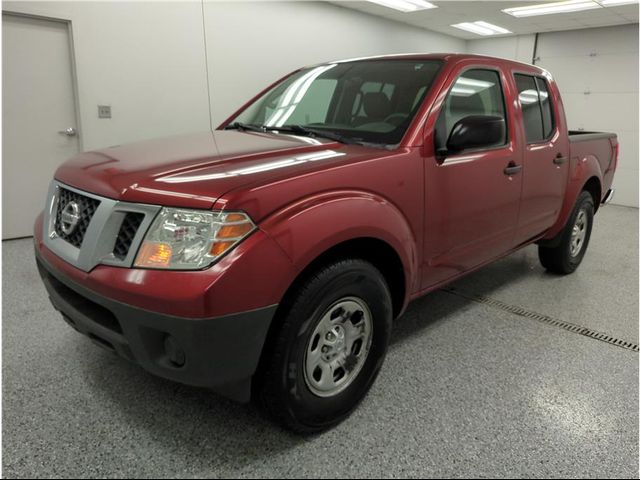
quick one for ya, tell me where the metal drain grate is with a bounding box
[441,287,639,353]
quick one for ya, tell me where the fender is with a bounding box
[543,153,602,240]
[259,189,419,306]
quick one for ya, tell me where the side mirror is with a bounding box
[445,115,505,154]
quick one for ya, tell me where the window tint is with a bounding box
[515,74,555,143]
[536,77,554,139]
[435,69,507,151]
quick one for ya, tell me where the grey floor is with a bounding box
[3,205,638,479]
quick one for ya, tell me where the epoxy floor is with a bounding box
[3,205,638,478]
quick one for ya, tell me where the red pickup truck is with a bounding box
[34,53,617,433]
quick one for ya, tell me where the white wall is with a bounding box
[468,25,639,208]
[2,0,464,150]
[467,34,536,64]
[2,1,211,151]
[202,1,465,125]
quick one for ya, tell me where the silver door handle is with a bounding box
[58,127,77,137]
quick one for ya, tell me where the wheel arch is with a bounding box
[582,175,602,212]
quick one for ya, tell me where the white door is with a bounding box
[2,13,80,239]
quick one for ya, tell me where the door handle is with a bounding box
[553,155,567,165]
[58,127,77,137]
[504,163,522,176]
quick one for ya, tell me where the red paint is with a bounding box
[35,54,617,318]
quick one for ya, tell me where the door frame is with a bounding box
[2,10,83,151]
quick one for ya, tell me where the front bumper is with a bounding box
[36,249,276,402]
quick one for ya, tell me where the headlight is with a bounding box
[134,208,255,270]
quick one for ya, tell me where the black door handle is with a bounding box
[504,163,522,176]
[554,155,567,165]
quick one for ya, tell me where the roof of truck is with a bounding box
[320,52,546,74]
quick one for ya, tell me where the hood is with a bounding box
[55,131,367,209]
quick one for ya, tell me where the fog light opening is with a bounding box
[164,335,186,367]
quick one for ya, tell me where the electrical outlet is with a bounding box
[98,105,111,119]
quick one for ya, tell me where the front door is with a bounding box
[2,13,80,239]
[421,66,523,290]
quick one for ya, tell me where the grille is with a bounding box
[54,188,101,248]
[113,212,145,260]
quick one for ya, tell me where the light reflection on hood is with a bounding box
[158,149,346,184]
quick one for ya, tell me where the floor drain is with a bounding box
[442,287,639,353]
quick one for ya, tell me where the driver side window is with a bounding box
[435,69,507,151]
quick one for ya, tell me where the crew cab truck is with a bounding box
[34,54,618,433]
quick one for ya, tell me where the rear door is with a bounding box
[421,65,523,289]
[512,73,569,244]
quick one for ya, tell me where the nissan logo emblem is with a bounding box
[60,201,81,235]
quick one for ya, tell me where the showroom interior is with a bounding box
[1,0,638,477]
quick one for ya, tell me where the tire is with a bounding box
[257,259,393,434]
[538,191,595,274]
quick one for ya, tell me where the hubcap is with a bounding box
[570,209,588,257]
[303,297,373,398]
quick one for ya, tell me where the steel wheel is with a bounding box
[303,297,373,398]
[570,208,588,257]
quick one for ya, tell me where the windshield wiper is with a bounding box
[263,125,360,145]
[224,122,265,133]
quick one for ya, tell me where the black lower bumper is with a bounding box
[35,250,277,402]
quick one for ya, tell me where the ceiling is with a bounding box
[329,1,639,39]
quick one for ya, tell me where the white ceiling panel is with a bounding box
[329,1,639,39]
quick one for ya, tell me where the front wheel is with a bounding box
[538,191,595,274]
[257,259,392,433]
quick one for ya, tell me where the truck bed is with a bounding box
[568,130,618,204]
[568,130,617,143]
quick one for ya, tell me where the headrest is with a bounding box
[363,92,392,120]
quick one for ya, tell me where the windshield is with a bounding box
[227,59,442,146]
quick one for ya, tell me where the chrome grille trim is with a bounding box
[43,181,162,272]
[53,187,101,248]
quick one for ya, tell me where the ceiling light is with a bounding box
[502,0,602,17]
[474,21,512,34]
[596,0,639,5]
[366,0,437,13]
[451,21,512,36]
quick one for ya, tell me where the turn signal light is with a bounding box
[135,242,173,267]
[217,222,254,239]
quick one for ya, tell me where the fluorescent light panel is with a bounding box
[596,0,638,5]
[366,0,437,13]
[452,21,512,36]
[503,0,602,17]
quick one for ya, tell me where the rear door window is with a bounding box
[536,77,555,139]
[515,74,555,143]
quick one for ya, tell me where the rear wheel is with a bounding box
[257,259,392,433]
[538,191,594,274]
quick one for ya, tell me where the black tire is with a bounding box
[538,191,595,274]
[257,259,392,434]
